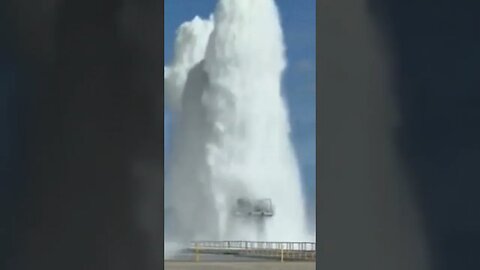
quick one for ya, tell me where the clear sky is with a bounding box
[164,0,316,224]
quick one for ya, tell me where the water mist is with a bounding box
[165,0,309,245]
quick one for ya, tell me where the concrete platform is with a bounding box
[165,261,316,270]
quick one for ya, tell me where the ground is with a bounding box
[165,262,315,270]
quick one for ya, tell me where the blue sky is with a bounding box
[164,0,316,223]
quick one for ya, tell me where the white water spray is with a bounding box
[165,0,308,243]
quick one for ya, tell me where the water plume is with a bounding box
[165,0,308,243]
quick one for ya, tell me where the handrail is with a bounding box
[190,240,316,251]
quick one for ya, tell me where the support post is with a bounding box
[195,242,200,262]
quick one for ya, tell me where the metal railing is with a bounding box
[189,240,316,261]
[191,240,315,251]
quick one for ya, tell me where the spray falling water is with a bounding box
[165,0,308,244]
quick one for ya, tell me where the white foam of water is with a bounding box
[164,0,309,243]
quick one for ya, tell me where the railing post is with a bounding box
[195,242,200,262]
[281,245,284,263]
